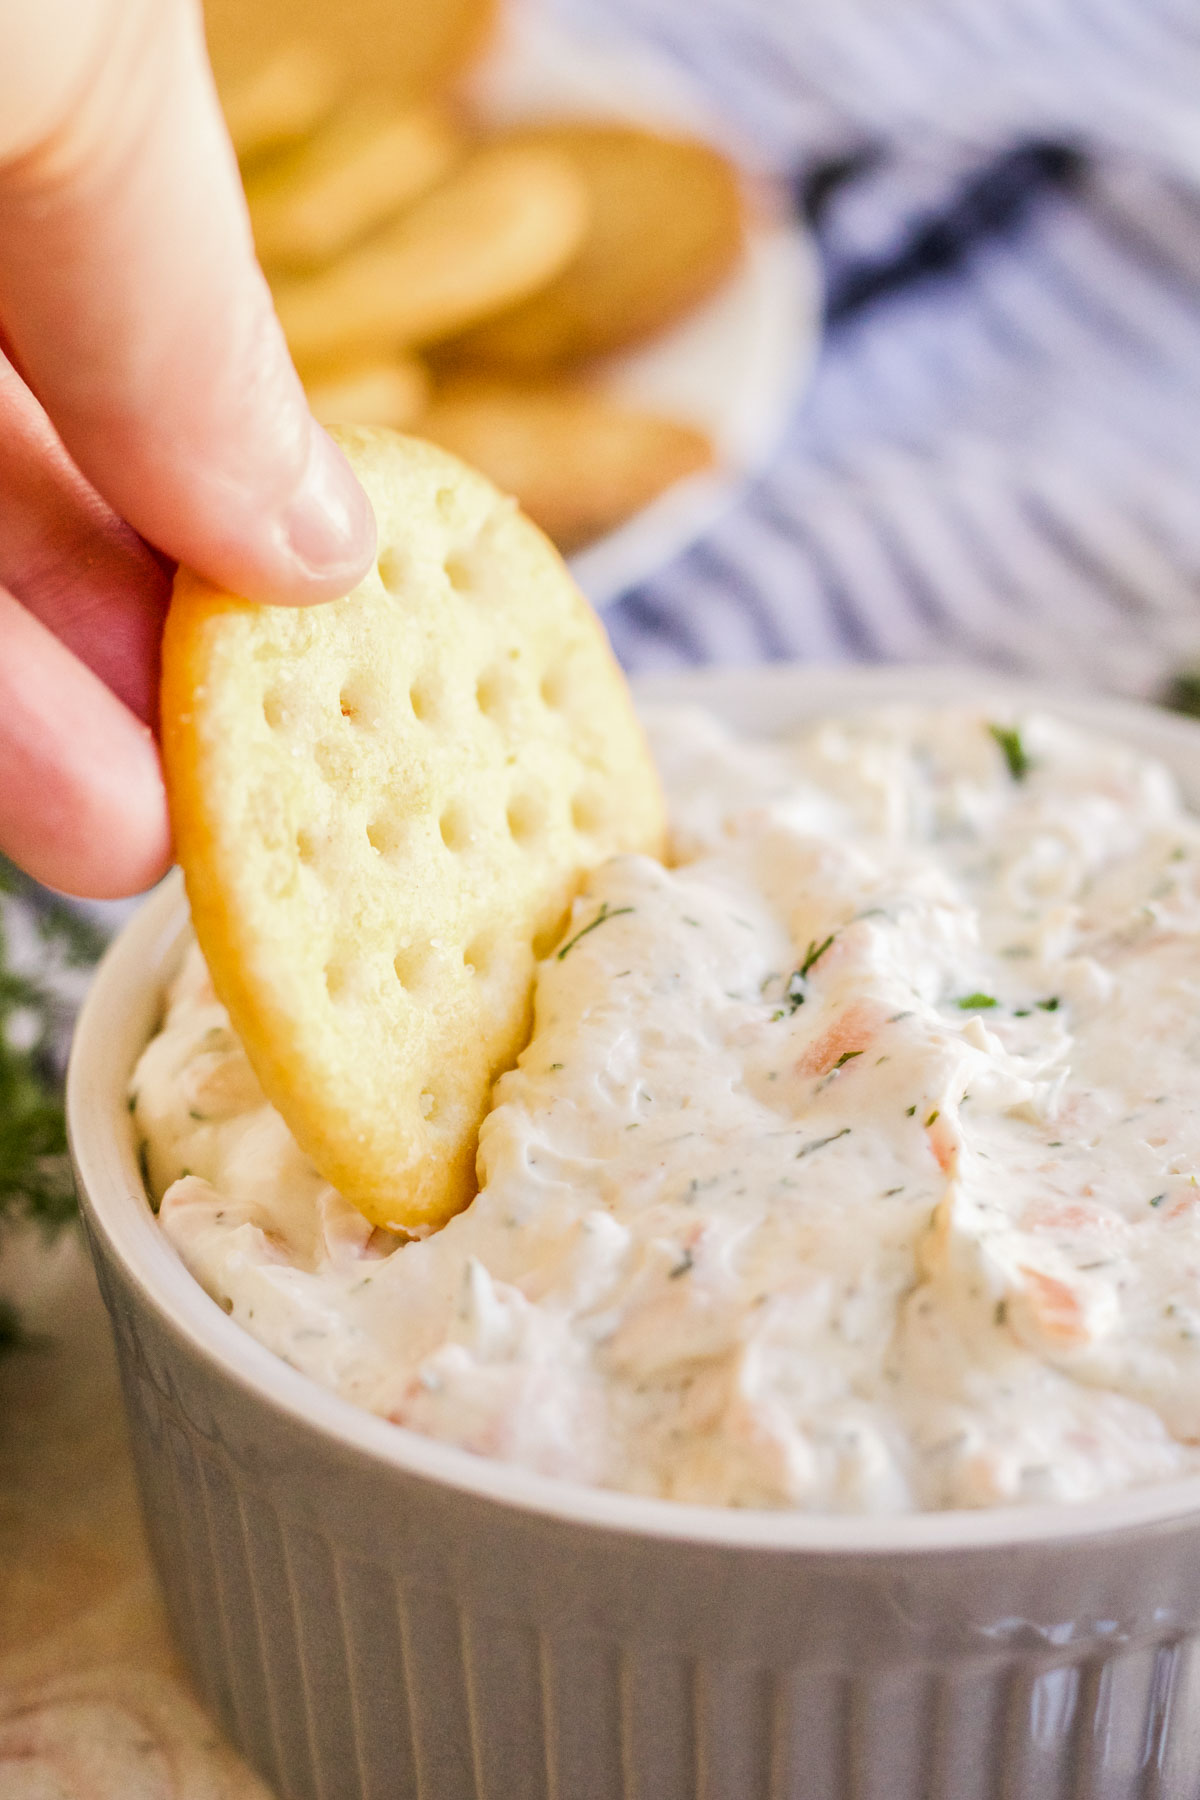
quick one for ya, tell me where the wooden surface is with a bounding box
[0,1224,275,1798]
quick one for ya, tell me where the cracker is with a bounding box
[421,376,713,551]
[161,428,665,1232]
[439,123,745,371]
[247,102,463,270]
[273,145,589,368]
[206,0,495,121]
[304,353,429,430]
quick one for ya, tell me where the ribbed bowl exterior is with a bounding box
[70,667,1200,1800]
[84,1211,1200,1800]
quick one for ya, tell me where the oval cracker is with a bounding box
[273,145,588,367]
[440,123,745,371]
[161,429,664,1233]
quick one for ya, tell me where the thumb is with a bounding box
[0,0,375,604]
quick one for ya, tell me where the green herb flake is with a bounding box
[668,1248,695,1280]
[126,1092,138,1114]
[1149,1193,1168,1208]
[795,1127,851,1160]
[832,1049,863,1069]
[799,933,835,979]
[1036,996,1060,1012]
[957,992,997,1010]
[994,1299,1008,1326]
[1164,667,1200,721]
[925,1109,940,1128]
[548,1062,564,1072]
[905,1104,917,1118]
[988,722,1030,781]
[556,902,635,960]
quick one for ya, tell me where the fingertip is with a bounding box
[274,419,378,603]
[34,714,173,900]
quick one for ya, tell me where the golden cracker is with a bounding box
[161,428,664,1233]
[421,377,713,552]
[304,352,430,430]
[247,102,463,270]
[273,144,588,367]
[439,123,745,371]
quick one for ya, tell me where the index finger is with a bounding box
[0,0,376,605]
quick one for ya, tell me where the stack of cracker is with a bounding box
[205,0,746,553]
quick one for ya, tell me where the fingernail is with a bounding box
[283,425,376,582]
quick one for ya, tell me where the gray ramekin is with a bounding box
[68,664,1200,1800]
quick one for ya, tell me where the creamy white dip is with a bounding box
[133,704,1200,1512]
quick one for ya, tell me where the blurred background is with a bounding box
[8,0,1200,1775]
[203,0,1200,703]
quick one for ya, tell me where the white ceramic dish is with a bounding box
[464,3,821,610]
[69,664,1200,1800]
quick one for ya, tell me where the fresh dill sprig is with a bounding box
[799,933,835,978]
[0,860,103,1349]
[555,901,635,961]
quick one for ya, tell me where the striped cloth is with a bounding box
[567,0,1200,700]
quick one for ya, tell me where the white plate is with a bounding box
[463,3,822,609]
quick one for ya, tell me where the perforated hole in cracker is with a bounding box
[438,802,474,853]
[464,930,498,977]
[571,789,608,835]
[506,791,546,844]
[393,942,435,993]
[539,665,570,710]
[475,665,517,722]
[409,674,446,723]
[339,673,383,725]
[377,547,407,594]
[366,815,400,855]
[444,554,474,593]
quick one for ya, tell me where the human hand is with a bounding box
[0,0,377,899]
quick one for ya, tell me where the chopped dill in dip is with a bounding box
[132,705,1200,1512]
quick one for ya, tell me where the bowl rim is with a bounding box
[68,660,1200,1557]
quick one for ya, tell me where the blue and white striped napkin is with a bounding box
[565,0,1200,700]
